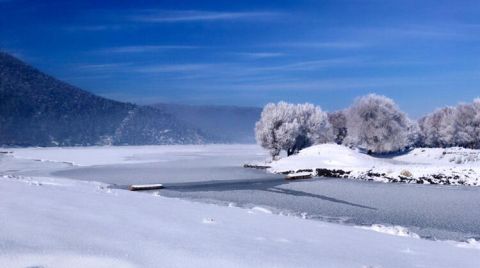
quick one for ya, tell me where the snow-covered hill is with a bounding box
[269,144,480,186]
[0,52,211,146]
[1,174,479,268]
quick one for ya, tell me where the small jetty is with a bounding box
[128,184,164,191]
[285,172,313,180]
[243,164,271,170]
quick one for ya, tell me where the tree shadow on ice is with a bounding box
[266,187,376,210]
[163,178,377,210]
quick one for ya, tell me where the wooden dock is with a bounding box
[128,184,164,191]
[285,172,313,180]
[243,164,271,169]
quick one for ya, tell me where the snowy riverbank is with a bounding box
[1,174,479,268]
[268,144,480,186]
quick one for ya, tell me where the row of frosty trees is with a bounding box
[255,94,480,158]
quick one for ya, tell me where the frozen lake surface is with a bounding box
[3,144,480,241]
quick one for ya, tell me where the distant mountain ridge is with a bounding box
[0,52,211,146]
[152,103,261,143]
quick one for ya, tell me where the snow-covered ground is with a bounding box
[2,145,277,185]
[269,144,480,186]
[1,144,480,267]
[6,144,268,167]
[6,145,480,242]
[1,174,479,268]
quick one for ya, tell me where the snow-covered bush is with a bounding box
[255,102,331,158]
[328,111,348,144]
[344,94,413,154]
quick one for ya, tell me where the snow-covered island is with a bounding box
[252,95,480,186]
[265,144,480,186]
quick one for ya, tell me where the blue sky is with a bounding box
[1,0,480,117]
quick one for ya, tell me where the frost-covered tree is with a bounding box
[255,102,292,157]
[255,102,331,158]
[453,100,480,148]
[328,111,348,144]
[420,99,480,149]
[418,107,457,148]
[406,119,421,147]
[453,103,475,147]
[344,94,413,153]
[296,103,332,146]
[468,99,480,148]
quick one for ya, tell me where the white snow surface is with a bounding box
[269,144,480,185]
[1,174,479,268]
[7,144,267,166]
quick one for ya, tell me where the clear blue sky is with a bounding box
[1,0,480,117]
